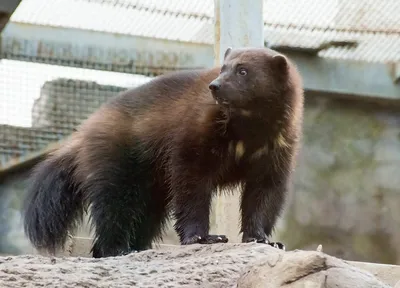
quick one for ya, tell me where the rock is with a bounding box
[0,243,394,288]
[237,250,390,288]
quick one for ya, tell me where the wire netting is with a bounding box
[0,0,399,167]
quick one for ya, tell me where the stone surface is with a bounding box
[0,243,394,288]
[237,250,390,288]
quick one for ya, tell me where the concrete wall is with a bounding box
[31,78,127,130]
[0,168,35,255]
[2,93,400,265]
[213,94,400,265]
[280,94,400,265]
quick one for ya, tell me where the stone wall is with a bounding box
[278,94,400,264]
[31,78,128,130]
[2,93,400,264]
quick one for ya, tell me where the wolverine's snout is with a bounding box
[209,80,221,92]
[209,78,231,106]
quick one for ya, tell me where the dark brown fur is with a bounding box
[22,47,303,257]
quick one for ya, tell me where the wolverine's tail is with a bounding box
[22,149,84,254]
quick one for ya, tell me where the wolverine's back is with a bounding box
[75,67,221,153]
[104,67,220,116]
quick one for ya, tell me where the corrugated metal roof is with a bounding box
[264,27,400,63]
[10,0,214,43]
[9,0,400,63]
[263,0,400,34]
[13,0,400,34]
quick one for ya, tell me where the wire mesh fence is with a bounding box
[0,0,399,168]
[0,59,153,166]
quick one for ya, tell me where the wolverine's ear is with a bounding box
[224,47,232,60]
[272,55,288,73]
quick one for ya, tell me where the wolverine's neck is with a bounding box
[216,105,286,147]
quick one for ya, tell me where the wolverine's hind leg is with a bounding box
[80,146,158,258]
[129,184,171,251]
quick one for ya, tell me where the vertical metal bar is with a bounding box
[212,0,264,242]
[213,0,221,66]
[216,0,264,65]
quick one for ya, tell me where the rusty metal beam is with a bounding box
[0,0,22,14]
[1,21,399,100]
[393,63,400,84]
[0,0,21,32]
[0,12,10,33]
[0,22,212,76]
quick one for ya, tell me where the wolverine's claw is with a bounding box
[182,234,228,245]
[243,237,285,251]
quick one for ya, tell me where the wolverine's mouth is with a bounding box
[213,95,229,106]
[215,99,229,106]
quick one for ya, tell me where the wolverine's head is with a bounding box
[209,47,293,110]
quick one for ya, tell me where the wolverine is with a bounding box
[22,47,304,258]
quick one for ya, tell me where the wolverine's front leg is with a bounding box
[170,134,228,245]
[172,179,228,245]
[240,175,287,250]
[169,145,229,245]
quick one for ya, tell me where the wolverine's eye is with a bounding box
[220,65,226,74]
[238,68,248,76]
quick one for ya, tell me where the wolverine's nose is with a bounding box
[209,81,221,92]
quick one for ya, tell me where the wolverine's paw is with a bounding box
[268,242,285,251]
[243,237,286,251]
[243,236,267,244]
[199,235,229,244]
[183,234,229,245]
[117,249,138,257]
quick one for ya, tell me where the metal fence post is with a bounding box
[214,0,264,65]
[212,0,264,242]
